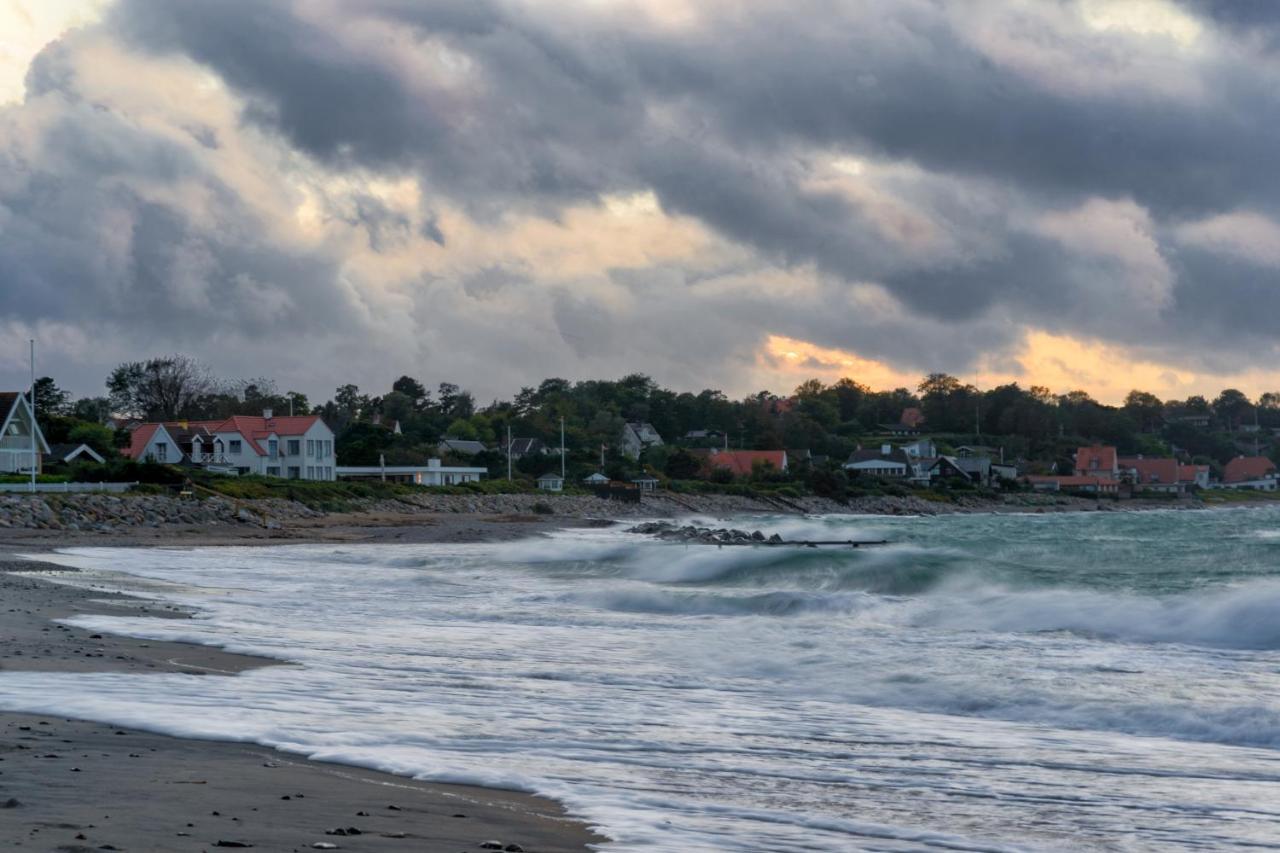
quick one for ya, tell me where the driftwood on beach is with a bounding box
[628,521,889,548]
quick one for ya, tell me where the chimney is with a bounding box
[881,443,891,456]
[262,407,273,420]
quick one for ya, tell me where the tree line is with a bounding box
[26,356,1280,481]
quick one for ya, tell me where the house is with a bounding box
[901,438,938,459]
[930,456,975,483]
[46,443,106,465]
[879,423,920,437]
[509,438,546,458]
[439,438,488,456]
[844,446,910,478]
[1179,464,1211,489]
[954,445,998,458]
[704,450,788,478]
[1075,445,1119,480]
[125,409,337,480]
[582,472,610,485]
[1023,475,1121,495]
[1117,457,1205,493]
[1167,411,1211,429]
[900,407,926,429]
[536,472,565,492]
[952,455,992,485]
[681,429,725,444]
[337,458,485,485]
[631,473,660,492]
[0,391,49,475]
[786,449,812,466]
[1219,456,1279,491]
[620,422,664,459]
[991,462,1020,483]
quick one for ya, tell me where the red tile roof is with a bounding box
[1224,456,1277,483]
[704,450,787,477]
[1075,445,1118,477]
[123,415,325,460]
[1119,457,1179,485]
[124,423,163,460]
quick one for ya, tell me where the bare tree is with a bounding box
[107,355,217,421]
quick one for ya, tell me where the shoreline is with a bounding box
[1,487,1275,551]
[0,558,607,852]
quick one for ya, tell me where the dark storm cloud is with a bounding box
[4,0,1280,398]
[0,45,355,343]
[96,0,1280,373]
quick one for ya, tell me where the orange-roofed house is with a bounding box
[704,450,788,478]
[124,408,337,480]
[1220,456,1278,491]
[1023,475,1121,495]
[1074,445,1119,480]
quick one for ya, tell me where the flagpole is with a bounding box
[29,339,36,493]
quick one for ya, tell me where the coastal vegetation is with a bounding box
[24,358,1280,497]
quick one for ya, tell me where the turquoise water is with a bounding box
[3,506,1280,850]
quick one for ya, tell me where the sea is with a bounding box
[5,506,1280,851]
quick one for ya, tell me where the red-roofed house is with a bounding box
[704,450,788,478]
[1023,475,1121,495]
[1220,456,1278,491]
[124,409,336,480]
[1074,445,1119,480]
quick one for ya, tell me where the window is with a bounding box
[154,442,168,462]
[228,439,242,454]
[307,466,315,479]
[306,439,315,456]
[267,466,280,477]
[268,439,278,459]
[287,439,301,456]
[287,466,300,479]
[323,440,332,457]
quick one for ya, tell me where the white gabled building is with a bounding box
[124,409,337,480]
[0,391,50,475]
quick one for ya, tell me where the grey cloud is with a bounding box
[5,0,1280,397]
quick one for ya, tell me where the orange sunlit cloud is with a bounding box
[759,331,1280,404]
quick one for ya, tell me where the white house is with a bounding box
[46,443,106,465]
[337,458,485,485]
[125,410,338,480]
[536,472,565,491]
[620,422,664,459]
[843,446,910,478]
[0,391,49,474]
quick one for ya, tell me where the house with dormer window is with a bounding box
[124,409,337,480]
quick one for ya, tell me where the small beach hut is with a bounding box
[631,473,660,492]
[582,472,609,484]
[537,472,565,492]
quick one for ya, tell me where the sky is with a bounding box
[1,0,1280,406]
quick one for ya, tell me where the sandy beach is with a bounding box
[0,559,606,852]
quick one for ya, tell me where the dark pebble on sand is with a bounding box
[2,798,21,808]
[214,841,254,848]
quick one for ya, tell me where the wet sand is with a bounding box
[0,561,607,852]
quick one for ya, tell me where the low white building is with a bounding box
[337,458,486,485]
[0,391,49,475]
[125,410,338,480]
[536,472,565,491]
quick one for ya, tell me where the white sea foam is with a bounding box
[6,507,1280,850]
